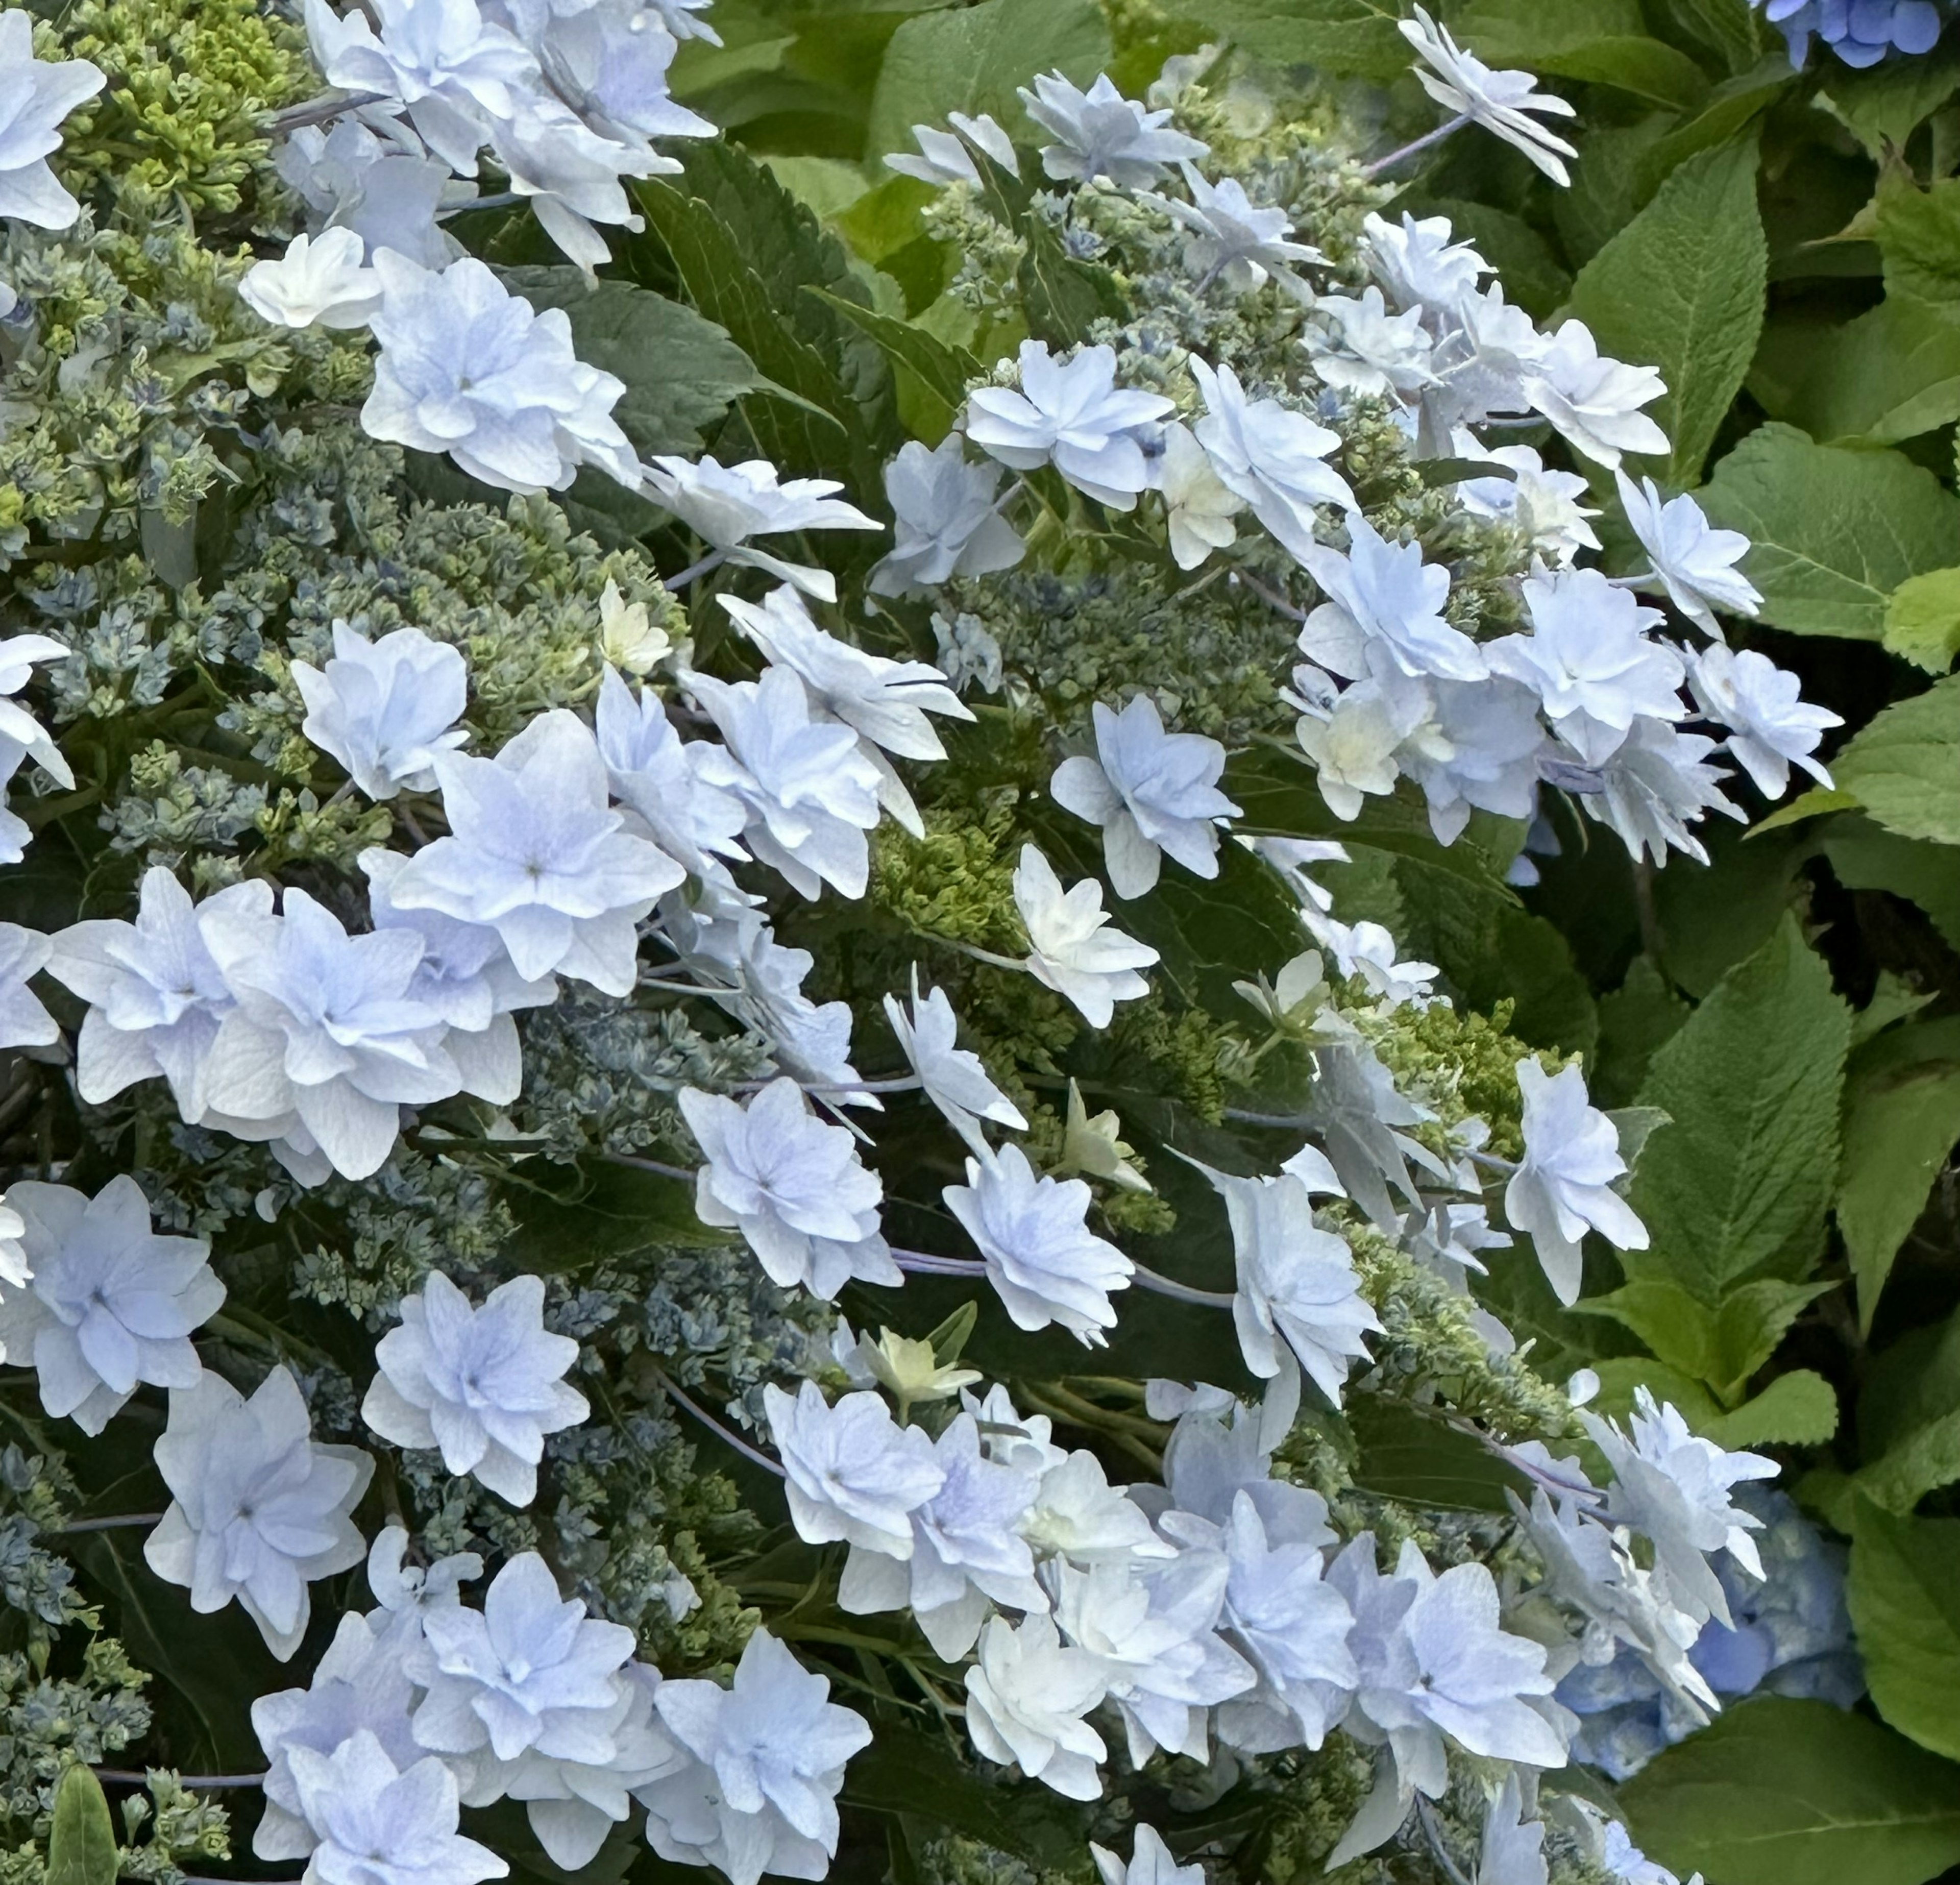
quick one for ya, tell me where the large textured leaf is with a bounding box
[1622,1698,1960,1885]
[1626,916,1851,1292]
[1580,1275,1832,1401]
[1566,133,1766,486]
[1849,1500,1960,1762]
[804,286,981,439]
[45,1767,117,1885]
[1821,37,1960,156]
[496,270,760,457]
[864,0,1109,162]
[1839,1051,1960,1330]
[1821,817,1960,948]
[1774,298,1960,448]
[1833,676,1960,845]
[1698,423,1960,641]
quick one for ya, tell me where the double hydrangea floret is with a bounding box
[869,435,1026,595]
[291,621,469,800]
[764,1379,945,1557]
[640,456,879,602]
[1017,69,1207,187]
[1191,357,1354,559]
[0,11,104,230]
[1012,845,1159,1027]
[285,1730,508,1885]
[967,342,1174,510]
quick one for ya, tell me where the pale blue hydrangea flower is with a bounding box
[387,707,684,994]
[0,1176,223,1435]
[285,1730,508,1885]
[1050,694,1241,899]
[1153,163,1322,297]
[290,621,470,798]
[967,342,1174,511]
[868,435,1027,596]
[1299,512,1487,683]
[362,1271,589,1507]
[0,11,105,231]
[883,969,1028,1154]
[945,1143,1134,1343]
[276,118,463,270]
[593,668,748,879]
[640,1629,872,1885]
[1399,6,1577,184]
[1190,357,1355,560]
[680,1077,895,1296]
[1616,471,1762,638]
[639,455,879,602]
[1759,0,1947,67]
[1690,644,1842,799]
[144,1365,375,1660]
[0,922,56,1049]
[1017,70,1207,188]
[764,1378,944,1557]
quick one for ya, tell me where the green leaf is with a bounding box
[802,287,981,439]
[1705,1369,1840,1447]
[1182,0,1409,80]
[495,270,760,458]
[1775,297,1960,447]
[864,0,1109,164]
[1594,958,1690,1108]
[1620,1696,1960,1885]
[1346,1398,1527,1513]
[1839,1055,1960,1330]
[1579,1275,1832,1400]
[1647,0,1766,77]
[1566,133,1767,485]
[1633,56,1795,202]
[1822,36,1960,156]
[843,1723,1086,1869]
[1886,567,1960,674]
[1834,676,1960,844]
[1849,1499,1960,1762]
[1820,816,1960,951]
[1454,2,1710,109]
[1698,423,1960,641]
[1018,212,1126,349]
[45,1766,117,1885]
[1878,169,1960,310]
[1856,1309,1960,1511]
[1627,915,1852,1292]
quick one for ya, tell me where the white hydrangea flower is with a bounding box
[47,871,270,1112]
[679,1077,895,1297]
[966,341,1174,511]
[286,1731,508,1885]
[251,1610,427,1860]
[764,1379,945,1557]
[1051,694,1241,899]
[1308,287,1438,401]
[362,1272,587,1507]
[1480,1773,1550,1885]
[1019,1445,1173,1567]
[1191,1163,1379,1403]
[1191,357,1354,560]
[366,1521,482,1632]
[593,668,748,879]
[0,632,77,799]
[144,1365,374,1660]
[640,455,880,602]
[388,707,683,993]
[883,968,1028,1153]
[685,664,886,900]
[1293,675,1420,821]
[302,0,535,176]
[290,621,470,799]
[1151,420,1243,570]
[593,576,671,675]
[276,116,465,270]
[944,1143,1133,1343]
[965,1612,1110,1798]
[1615,471,1761,636]
[0,923,56,1049]
[1504,1057,1650,1305]
[1690,644,1839,799]
[1487,567,1684,767]
[868,435,1026,596]
[0,1176,223,1435]
[1523,321,1669,469]
[1017,70,1207,188]
[0,12,104,231]
[1582,716,1741,866]
[1012,843,1158,1026]
[1300,512,1486,683]
[839,1410,1044,1658]
[239,227,385,331]
[1153,164,1321,296]
[1399,6,1577,185]
[641,1630,872,1885]
[1092,1826,1206,1885]
[1582,1388,1777,1627]
[1455,443,1600,566]
[363,253,640,493]
[883,111,1018,186]
[408,1550,638,1765]
[1362,210,1491,321]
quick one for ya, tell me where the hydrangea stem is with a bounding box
[1130,1262,1236,1309]
[1362,112,1473,179]
[650,1366,785,1479]
[54,1513,165,1533]
[94,1771,263,1789]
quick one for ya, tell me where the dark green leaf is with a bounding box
[1181,0,1409,81]
[1834,676,1960,844]
[1849,1499,1960,1762]
[1773,296,1960,447]
[1018,212,1126,349]
[1821,816,1960,950]
[803,287,981,439]
[1579,1275,1832,1400]
[1346,1397,1527,1513]
[1822,37,1960,158]
[1839,1051,1960,1330]
[1620,1697,1960,1885]
[843,1725,1087,1870]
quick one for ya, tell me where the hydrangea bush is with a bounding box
[0,3,1931,1885]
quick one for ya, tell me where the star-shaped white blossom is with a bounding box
[1689,644,1839,799]
[1012,844,1158,1026]
[388,707,683,994]
[1051,694,1241,898]
[1523,321,1669,469]
[1191,357,1354,561]
[1300,512,1486,683]
[1504,1057,1649,1305]
[883,110,1018,186]
[1308,287,1438,401]
[0,1176,223,1435]
[965,1613,1109,1798]
[967,342,1174,511]
[1582,716,1741,866]
[764,1378,945,1557]
[1152,420,1242,569]
[944,1143,1133,1344]
[363,1271,587,1507]
[363,252,640,493]
[1400,6,1578,185]
[640,455,879,603]
[145,1365,374,1660]
[679,1077,895,1298]
[868,435,1026,596]
[1362,210,1492,320]
[291,620,470,799]
[0,12,104,231]
[239,227,385,331]
[593,668,747,880]
[286,1731,508,1885]
[1092,1827,1207,1885]
[883,968,1028,1153]
[1616,470,1762,636]
[1017,70,1207,188]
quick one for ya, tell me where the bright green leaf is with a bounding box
[864,0,1108,164]
[1579,1275,1831,1400]
[803,287,981,440]
[1621,1697,1960,1885]
[1886,567,1960,674]
[1181,0,1409,81]
[1777,297,1960,447]
[1839,1057,1960,1330]
[1849,1499,1960,1762]
[1698,423,1960,641]
[1877,169,1960,309]
[45,1766,117,1885]
[1566,133,1766,485]
[1627,915,1851,1292]
[1834,675,1960,844]
[1705,1369,1840,1447]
